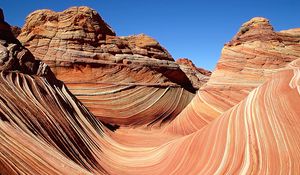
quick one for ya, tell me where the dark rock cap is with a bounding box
[0,8,4,22]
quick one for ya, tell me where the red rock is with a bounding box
[103,61,300,174]
[210,17,300,93]
[0,12,106,174]
[18,6,196,127]
[176,58,211,88]
[165,17,300,135]
[0,13,48,75]
[1,8,300,175]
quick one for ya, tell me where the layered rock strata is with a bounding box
[2,15,300,173]
[18,6,197,127]
[0,10,107,174]
[1,8,300,175]
[165,17,300,135]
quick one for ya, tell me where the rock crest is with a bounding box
[18,6,206,126]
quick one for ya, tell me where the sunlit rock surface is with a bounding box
[103,59,300,174]
[164,17,300,135]
[0,11,107,174]
[1,7,300,175]
[18,6,198,127]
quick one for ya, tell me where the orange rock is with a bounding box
[18,6,198,127]
[165,17,300,135]
[176,58,211,88]
[1,8,300,175]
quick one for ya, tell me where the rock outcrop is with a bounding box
[207,17,300,104]
[18,6,197,127]
[165,17,300,135]
[0,9,48,76]
[1,7,300,175]
[176,58,211,88]
[212,17,300,85]
[0,10,107,174]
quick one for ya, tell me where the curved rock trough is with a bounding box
[1,6,300,175]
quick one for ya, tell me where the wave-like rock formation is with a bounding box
[0,11,106,174]
[164,17,300,135]
[1,7,300,175]
[2,27,300,175]
[17,6,200,127]
[102,61,300,174]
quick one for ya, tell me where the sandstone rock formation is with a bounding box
[18,6,197,127]
[1,7,300,175]
[0,9,48,76]
[212,17,300,86]
[103,60,300,174]
[164,17,300,135]
[176,58,211,89]
[0,10,107,174]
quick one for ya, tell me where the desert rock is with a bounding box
[1,7,300,175]
[176,58,211,88]
[165,17,300,135]
[18,6,197,127]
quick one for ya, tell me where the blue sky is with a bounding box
[1,0,299,70]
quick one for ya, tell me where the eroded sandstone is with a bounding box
[18,6,201,127]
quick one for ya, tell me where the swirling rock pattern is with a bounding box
[1,7,300,175]
[2,32,300,175]
[165,17,300,135]
[102,64,300,174]
[0,14,107,174]
[18,6,200,127]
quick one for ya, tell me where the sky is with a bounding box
[0,0,299,70]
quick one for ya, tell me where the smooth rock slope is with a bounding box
[164,17,300,135]
[0,10,107,174]
[1,7,300,175]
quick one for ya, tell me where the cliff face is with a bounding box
[205,16,300,113]
[18,6,201,127]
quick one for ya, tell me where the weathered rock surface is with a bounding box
[208,17,300,104]
[0,11,107,174]
[176,58,211,88]
[106,59,300,174]
[18,6,174,63]
[18,6,197,127]
[165,17,300,135]
[0,10,48,76]
[1,8,300,175]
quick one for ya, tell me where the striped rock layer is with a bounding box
[1,23,300,174]
[1,7,300,175]
[0,14,108,174]
[164,17,300,135]
[17,6,205,127]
